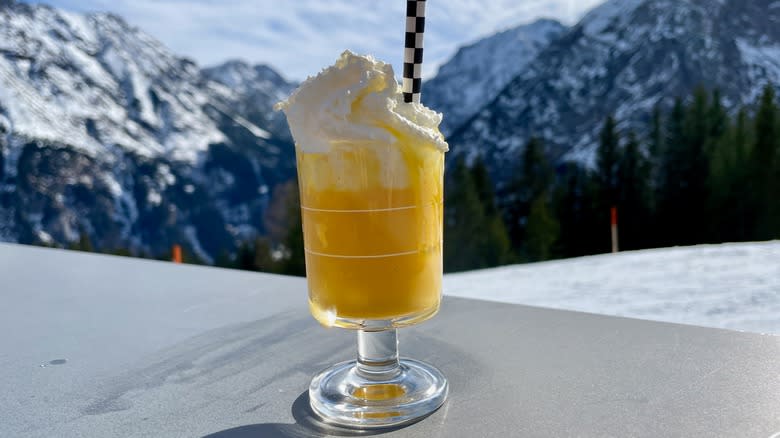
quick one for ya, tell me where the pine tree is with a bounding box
[469,157,514,267]
[555,162,606,257]
[80,232,94,252]
[646,104,666,247]
[708,108,749,242]
[776,102,780,238]
[234,241,257,271]
[444,158,488,272]
[704,89,733,242]
[521,138,554,198]
[751,85,779,239]
[501,137,553,254]
[657,91,712,246]
[657,98,686,247]
[683,87,713,243]
[708,89,728,145]
[596,115,621,208]
[617,131,651,250]
[481,213,514,267]
[470,156,498,217]
[648,104,665,195]
[524,194,559,262]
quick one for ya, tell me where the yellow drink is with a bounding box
[279,52,450,427]
[297,134,444,328]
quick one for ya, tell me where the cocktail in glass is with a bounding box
[279,52,448,428]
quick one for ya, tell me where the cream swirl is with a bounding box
[275,50,448,154]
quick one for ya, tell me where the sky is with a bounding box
[24,0,605,81]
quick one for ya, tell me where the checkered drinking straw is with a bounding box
[403,0,426,103]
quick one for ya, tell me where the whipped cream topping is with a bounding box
[275,51,448,154]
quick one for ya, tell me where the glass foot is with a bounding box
[309,357,448,428]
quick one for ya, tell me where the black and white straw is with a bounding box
[403,0,426,103]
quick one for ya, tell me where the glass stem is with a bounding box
[356,329,401,380]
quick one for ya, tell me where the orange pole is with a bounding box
[172,244,183,264]
[610,207,619,253]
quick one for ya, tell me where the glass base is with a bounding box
[309,299,440,330]
[309,358,448,429]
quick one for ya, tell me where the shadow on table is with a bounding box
[202,391,422,438]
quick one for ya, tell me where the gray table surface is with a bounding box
[1,243,778,437]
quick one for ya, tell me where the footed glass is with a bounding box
[297,139,448,428]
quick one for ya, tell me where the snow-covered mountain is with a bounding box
[4,0,780,260]
[424,18,567,135]
[445,240,780,335]
[447,0,780,175]
[0,0,295,259]
[202,60,296,143]
[0,5,223,161]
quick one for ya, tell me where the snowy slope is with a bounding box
[424,19,566,135]
[448,0,780,175]
[0,4,224,161]
[445,241,780,335]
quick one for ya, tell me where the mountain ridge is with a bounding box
[424,18,567,135]
[3,0,780,259]
[0,0,296,259]
[444,0,780,176]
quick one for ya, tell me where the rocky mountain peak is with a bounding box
[424,18,567,135]
[446,0,780,175]
[0,1,295,258]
